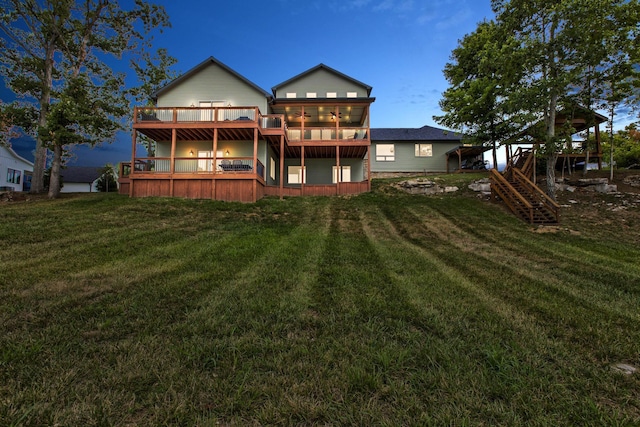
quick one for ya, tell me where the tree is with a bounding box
[0,0,173,197]
[601,123,640,168]
[129,47,180,158]
[96,164,117,192]
[481,0,640,199]
[434,20,528,169]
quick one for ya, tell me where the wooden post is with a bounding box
[253,128,258,202]
[170,128,176,196]
[129,129,136,197]
[301,146,305,196]
[279,135,284,200]
[595,123,602,170]
[336,146,340,195]
[367,145,371,190]
[365,105,371,190]
[212,128,218,200]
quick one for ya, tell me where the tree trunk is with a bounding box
[546,152,559,199]
[546,92,558,201]
[31,44,55,194]
[48,144,62,199]
[492,141,498,170]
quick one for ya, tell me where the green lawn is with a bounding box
[1,175,639,426]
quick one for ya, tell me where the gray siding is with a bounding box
[157,64,269,113]
[283,158,365,184]
[275,68,367,99]
[370,141,460,173]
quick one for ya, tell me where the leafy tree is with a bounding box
[434,20,528,169]
[129,47,180,157]
[601,123,640,168]
[96,164,117,192]
[479,0,640,199]
[0,0,173,197]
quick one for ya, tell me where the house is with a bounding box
[60,166,105,193]
[0,145,33,192]
[120,57,375,202]
[370,125,489,175]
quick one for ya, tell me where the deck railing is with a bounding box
[122,157,265,178]
[287,127,368,142]
[134,107,285,132]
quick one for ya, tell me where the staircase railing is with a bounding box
[490,168,534,223]
[512,168,560,223]
[504,147,533,181]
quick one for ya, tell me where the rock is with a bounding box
[611,363,637,375]
[394,179,459,195]
[577,178,609,186]
[596,184,617,194]
[623,175,640,187]
[468,178,492,192]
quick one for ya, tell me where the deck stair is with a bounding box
[490,148,560,224]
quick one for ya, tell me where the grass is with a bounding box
[1,174,639,426]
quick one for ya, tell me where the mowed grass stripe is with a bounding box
[392,203,640,363]
[358,202,600,425]
[404,204,640,322]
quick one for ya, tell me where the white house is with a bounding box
[0,145,33,192]
[60,167,104,193]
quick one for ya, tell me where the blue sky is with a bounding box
[4,0,635,167]
[5,0,497,165]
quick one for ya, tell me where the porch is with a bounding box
[121,106,371,202]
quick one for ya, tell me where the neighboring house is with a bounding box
[370,126,489,175]
[60,166,104,193]
[120,57,375,202]
[0,145,33,192]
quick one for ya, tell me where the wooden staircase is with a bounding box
[490,147,560,224]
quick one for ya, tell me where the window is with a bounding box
[270,157,276,180]
[376,144,395,162]
[332,166,351,183]
[346,91,357,98]
[306,92,317,98]
[415,143,433,157]
[326,92,337,98]
[7,168,21,184]
[199,101,225,121]
[287,166,306,184]
[286,92,297,98]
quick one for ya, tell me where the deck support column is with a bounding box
[366,105,371,190]
[301,146,305,196]
[212,128,218,200]
[129,129,136,197]
[336,146,340,195]
[170,128,176,197]
[279,135,284,200]
[595,123,602,170]
[253,128,258,203]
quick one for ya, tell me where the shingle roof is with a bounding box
[370,125,463,141]
[60,167,103,183]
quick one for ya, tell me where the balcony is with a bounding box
[286,127,369,143]
[124,157,264,178]
[134,107,285,132]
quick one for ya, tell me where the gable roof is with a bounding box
[371,125,463,142]
[2,145,34,166]
[60,167,103,183]
[152,56,272,101]
[272,63,373,97]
